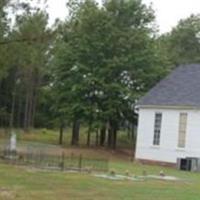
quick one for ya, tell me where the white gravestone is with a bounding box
[10,132,16,152]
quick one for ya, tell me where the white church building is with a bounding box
[135,64,200,166]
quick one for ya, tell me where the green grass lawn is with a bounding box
[0,161,199,200]
[0,129,199,200]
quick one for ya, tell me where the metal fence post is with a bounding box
[79,154,82,171]
[61,151,65,171]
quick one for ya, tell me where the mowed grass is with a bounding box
[0,129,199,200]
[0,161,199,200]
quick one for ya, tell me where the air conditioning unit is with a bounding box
[177,157,200,172]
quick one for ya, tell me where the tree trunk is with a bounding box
[87,128,91,147]
[23,89,29,131]
[95,129,99,146]
[31,91,37,128]
[71,120,80,146]
[127,122,131,139]
[27,70,35,129]
[87,121,92,147]
[23,68,34,131]
[17,91,22,128]
[27,88,33,128]
[107,121,118,149]
[31,70,41,128]
[131,123,135,140]
[9,89,16,129]
[131,123,136,160]
[131,123,136,153]
[112,127,117,150]
[100,126,106,146]
[59,122,64,145]
[107,128,112,148]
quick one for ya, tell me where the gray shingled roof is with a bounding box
[138,64,200,107]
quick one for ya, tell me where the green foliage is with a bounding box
[164,14,200,66]
[0,0,10,80]
[53,0,162,130]
[1,0,193,148]
[0,1,53,128]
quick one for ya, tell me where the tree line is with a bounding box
[0,0,199,149]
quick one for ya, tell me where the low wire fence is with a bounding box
[0,141,109,172]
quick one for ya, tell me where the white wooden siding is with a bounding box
[135,108,200,163]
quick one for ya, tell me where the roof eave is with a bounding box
[137,105,200,110]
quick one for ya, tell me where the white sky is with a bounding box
[46,0,200,33]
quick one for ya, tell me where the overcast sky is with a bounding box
[46,0,200,33]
